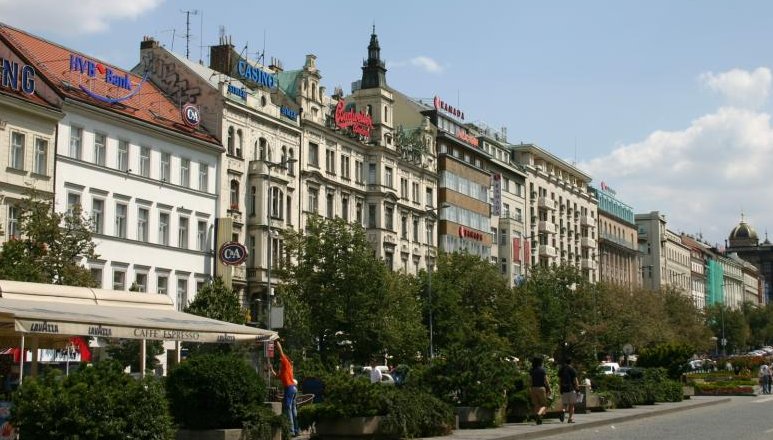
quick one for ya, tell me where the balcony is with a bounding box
[538,245,557,258]
[581,258,596,270]
[537,197,556,210]
[580,237,596,248]
[580,215,595,227]
[538,221,557,234]
[232,265,246,281]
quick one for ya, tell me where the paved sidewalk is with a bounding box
[418,396,731,440]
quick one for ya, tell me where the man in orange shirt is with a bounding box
[270,340,299,437]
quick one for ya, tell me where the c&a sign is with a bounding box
[334,99,373,138]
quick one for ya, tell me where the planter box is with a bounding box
[315,416,383,437]
[456,406,505,428]
[683,385,695,397]
[176,429,247,440]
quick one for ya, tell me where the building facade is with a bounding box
[726,216,773,304]
[0,28,61,244]
[511,143,598,281]
[590,184,639,287]
[2,25,222,311]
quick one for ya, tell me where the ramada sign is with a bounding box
[334,99,373,137]
[458,226,484,241]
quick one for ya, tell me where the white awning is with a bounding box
[0,280,276,344]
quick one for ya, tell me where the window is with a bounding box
[341,155,350,179]
[425,187,434,207]
[270,187,284,219]
[236,129,243,158]
[426,221,434,245]
[10,131,24,169]
[400,178,408,198]
[90,267,103,288]
[413,217,419,241]
[176,278,188,311]
[385,206,394,230]
[135,273,147,292]
[227,126,234,156]
[91,198,104,234]
[308,142,319,167]
[356,200,363,226]
[198,162,208,192]
[137,207,149,242]
[355,160,363,183]
[307,187,319,213]
[197,220,207,251]
[7,206,20,239]
[33,138,48,175]
[230,180,239,210]
[259,138,267,160]
[178,217,189,249]
[401,215,408,239]
[286,195,292,225]
[69,126,82,159]
[117,140,129,172]
[342,196,349,221]
[113,269,126,290]
[368,204,377,228]
[250,186,256,216]
[161,152,171,182]
[326,192,334,219]
[180,158,190,187]
[326,149,335,174]
[157,275,168,295]
[66,192,81,217]
[412,182,419,203]
[288,148,296,175]
[368,164,376,184]
[159,212,170,245]
[115,203,127,238]
[94,133,106,166]
[140,147,150,177]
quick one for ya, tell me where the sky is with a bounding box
[2,0,772,247]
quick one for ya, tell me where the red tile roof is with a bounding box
[0,24,221,148]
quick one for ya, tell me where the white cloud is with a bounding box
[699,67,771,109]
[0,0,163,35]
[388,56,444,74]
[579,106,773,246]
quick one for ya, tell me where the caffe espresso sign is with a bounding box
[334,99,373,138]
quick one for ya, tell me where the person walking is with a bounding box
[270,340,300,437]
[529,357,551,425]
[558,358,580,423]
[759,363,770,394]
[767,362,773,394]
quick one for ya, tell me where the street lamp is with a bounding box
[265,157,296,331]
[425,203,449,360]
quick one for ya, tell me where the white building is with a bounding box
[2,26,223,311]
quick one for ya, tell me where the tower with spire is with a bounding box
[352,25,394,146]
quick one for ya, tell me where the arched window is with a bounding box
[236,129,243,158]
[253,141,259,160]
[229,180,240,210]
[227,127,235,156]
[281,146,287,166]
[366,105,372,116]
[270,187,284,219]
[288,148,295,175]
[259,138,267,160]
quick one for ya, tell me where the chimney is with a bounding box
[140,36,159,50]
[210,37,236,76]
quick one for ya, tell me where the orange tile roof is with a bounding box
[0,24,221,148]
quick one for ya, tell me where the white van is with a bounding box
[599,362,620,375]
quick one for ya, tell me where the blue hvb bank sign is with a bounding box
[69,53,146,104]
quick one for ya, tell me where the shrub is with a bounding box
[637,343,693,379]
[11,360,173,439]
[166,354,266,429]
[592,368,682,408]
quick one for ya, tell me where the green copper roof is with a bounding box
[276,70,301,99]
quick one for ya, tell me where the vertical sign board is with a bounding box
[491,173,502,216]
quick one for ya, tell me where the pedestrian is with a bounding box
[269,341,300,437]
[558,358,580,423]
[369,359,383,384]
[767,362,773,394]
[529,356,551,425]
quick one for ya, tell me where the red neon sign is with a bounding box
[458,226,484,241]
[456,129,479,147]
[334,100,373,138]
[433,96,465,120]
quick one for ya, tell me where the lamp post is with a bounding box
[265,158,296,331]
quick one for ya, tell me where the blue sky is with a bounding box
[3,0,773,247]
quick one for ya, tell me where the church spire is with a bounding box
[361,26,387,89]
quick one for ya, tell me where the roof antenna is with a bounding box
[198,10,204,64]
[181,9,198,59]
[573,137,578,165]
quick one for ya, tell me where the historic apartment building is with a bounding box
[139,36,302,327]
[2,25,222,312]
[0,28,61,244]
[590,184,639,287]
[726,216,773,304]
[636,211,691,294]
[511,143,598,281]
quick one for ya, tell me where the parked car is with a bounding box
[599,362,621,375]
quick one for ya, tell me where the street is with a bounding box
[538,396,773,440]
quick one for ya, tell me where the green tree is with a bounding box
[0,193,97,286]
[278,216,424,367]
[706,304,750,355]
[185,277,247,324]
